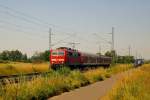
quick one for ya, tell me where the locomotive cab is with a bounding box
[50,50,66,66]
[50,47,81,69]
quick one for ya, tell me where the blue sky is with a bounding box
[0,0,150,59]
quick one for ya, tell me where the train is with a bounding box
[50,47,112,69]
[134,59,144,67]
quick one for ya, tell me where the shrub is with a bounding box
[65,70,89,89]
[56,67,71,76]
[84,68,106,83]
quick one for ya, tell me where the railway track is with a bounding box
[0,72,50,85]
[0,66,103,85]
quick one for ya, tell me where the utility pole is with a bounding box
[128,45,131,56]
[136,51,138,59]
[49,28,52,69]
[99,44,101,56]
[111,27,114,51]
[68,42,80,49]
[108,27,115,64]
[107,27,114,51]
[49,28,52,51]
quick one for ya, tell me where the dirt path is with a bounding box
[48,72,127,100]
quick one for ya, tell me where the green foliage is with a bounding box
[0,50,50,63]
[30,52,44,63]
[0,50,10,60]
[105,50,116,57]
[42,50,50,61]
[117,56,134,64]
[105,50,117,64]
[66,70,89,89]
[104,50,135,64]
[30,50,50,63]
[0,50,27,62]
[56,67,71,76]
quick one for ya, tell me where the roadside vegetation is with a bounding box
[0,64,133,100]
[101,64,150,100]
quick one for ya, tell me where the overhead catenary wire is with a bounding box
[93,33,111,44]
[0,10,49,29]
[0,4,78,33]
[0,24,48,40]
[0,4,82,45]
[0,4,89,38]
[0,4,111,53]
[0,4,52,27]
[0,19,48,36]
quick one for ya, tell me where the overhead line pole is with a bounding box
[49,28,52,69]
[112,27,114,51]
[49,28,52,51]
[108,27,115,64]
[99,44,101,56]
[128,45,131,56]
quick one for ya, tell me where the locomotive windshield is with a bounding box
[52,51,64,56]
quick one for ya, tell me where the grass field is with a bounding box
[0,62,49,75]
[101,64,150,100]
[0,63,133,100]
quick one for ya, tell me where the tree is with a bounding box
[96,52,101,56]
[0,50,28,62]
[105,50,117,64]
[0,50,10,60]
[105,51,112,57]
[105,50,116,57]
[42,50,50,61]
[22,54,28,61]
[9,50,22,61]
[116,55,134,63]
[30,51,44,63]
[30,50,50,62]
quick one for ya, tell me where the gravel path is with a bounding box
[48,72,125,100]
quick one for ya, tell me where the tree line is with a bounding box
[0,50,27,62]
[0,50,50,63]
[0,50,135,64]
[104,50,135,64]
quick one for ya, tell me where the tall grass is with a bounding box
[84,68,107,83]
[101,64,150,100]
[0,62,49,75]
[106,64,133,74]
[0,64,133,100]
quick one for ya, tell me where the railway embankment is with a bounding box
[0,64,132,100]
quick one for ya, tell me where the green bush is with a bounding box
[66,70,89,89]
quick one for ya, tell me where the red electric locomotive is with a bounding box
[50,47,112,69]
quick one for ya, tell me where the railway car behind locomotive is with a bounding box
[50,47,112,68]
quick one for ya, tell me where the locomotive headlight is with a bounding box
[59,59,64,61]
[52,59,56,61]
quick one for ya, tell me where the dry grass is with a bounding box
[0,62,49,75]
[84,68,107,83]
[0,64,134,100]
[106,64,132,74]
[101,64,150,100]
